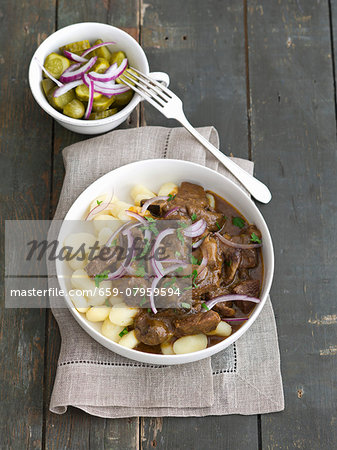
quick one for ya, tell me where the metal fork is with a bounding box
[122,68,271,204]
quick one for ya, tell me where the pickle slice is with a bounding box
[114,89,134,107]
[110,51,127,67]
[41,78,56,96]
[88,108,118,120]
[44,53,70,79]
[48,87,75,111]
[92,57,110,74]
[63,99,85,119]
[116,68,137,86]
[75,84,102,102]
[92,95,115,112]
[59,40,91,56]
[94,39,112,60]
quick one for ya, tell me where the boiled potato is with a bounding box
[101,318,124,342]
[64,232,97,256]
[86,306,111,322]
[108,294,125,306]
[109,302,139,326]
[70,293,90,313]
[68,256,87,271]
[206,193,215,209]
[173,334,208,354]
[158,182,178,197]
[98,227,114,247]
[89,193,117,212]
[130,184,156,206]
[71,269,111,305]
[109,200,133,220]
[207,321,232,337]
[93,214,120,233]
[161,341,175,355]
[71,269,96,291]
[118,329,139,349]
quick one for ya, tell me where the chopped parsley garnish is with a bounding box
[201,302,209,311]
[119,327,129,337]
[175,266,184,273]
[110,238,117,247]
[139,296,147,307]
[141,216,159,236]
[191,213,197,222]
[138,238,151,258]
[232,216,245,229]
[216,221,221,230]
[96,200,103,206]
[176,221,188,245]
[94,270,109,287]
[105,299,111,307]
[251,232,262,244]
[183,285,193,291]
[163,277,177,288]
[134,263,146,277]
[190,255,201,265]
[181,302,191,310]
[225,259,231,267]
[168,194,176,201]
[192,269,198,288]
[175,251,181,258]
[147,308,152,313]
[223,215,228,220]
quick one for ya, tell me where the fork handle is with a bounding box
[177,116,272,203]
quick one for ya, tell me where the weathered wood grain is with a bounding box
[0,0,55,448]
[141,0,250,159]
[43,1,140,449]
[247,1,337,448]
[140,1,259,449]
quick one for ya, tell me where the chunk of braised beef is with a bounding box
[174,310,220,336]
[207,286,236,318]
[233,279,260,314]
[134,311,172,345]
[187,206,225,231]
[85,246,120,278]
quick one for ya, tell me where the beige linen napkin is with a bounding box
[49,126,284,417]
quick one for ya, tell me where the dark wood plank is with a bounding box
[43,1,141,448]
[140,2,258,449]
[141,0,250,159]
[247,1,337,448]
[0,1,55,448]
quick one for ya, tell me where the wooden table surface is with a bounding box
[1,1,337,448]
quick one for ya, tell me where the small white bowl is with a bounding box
[56,159,274,365]
[28,22,169,135]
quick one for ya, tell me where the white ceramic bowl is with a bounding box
[28,22,169,134]
[56,159,274,365]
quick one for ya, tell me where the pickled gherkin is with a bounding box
[110,51,127,67]
[88,109,118,120]
[48,87,75,111]
[44,53,70,79]
[92,57,110,74]
[63,99,85,119]
[116,68,137,86]
[92,95,115,112]
[40,38,134,121]
[59,40,90,56]
[75,84,102,102]
[41,78,56,96]
[94,39,112,60]
[114,89,134,106]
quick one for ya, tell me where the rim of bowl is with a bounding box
[56,159,274,365]
[28,22,148,127]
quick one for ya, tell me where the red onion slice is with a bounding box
[63,50,88,63]
[35,57,63,87]
[141,196,169,214]
[92,83,130,97]
[81,41,116,58]
[88,58,128,82]
[164,207,179,218]
[53,79,82,97]
[192,237,204,249]
[224,317,249,322]
[151,228,175,277]
[197,255,208,275]
[85,192,113,220]
[84,78,94,119]
[215,232,262,249]
[205,295,260,311]
[59,56,97,82]
[183,219,207,238]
